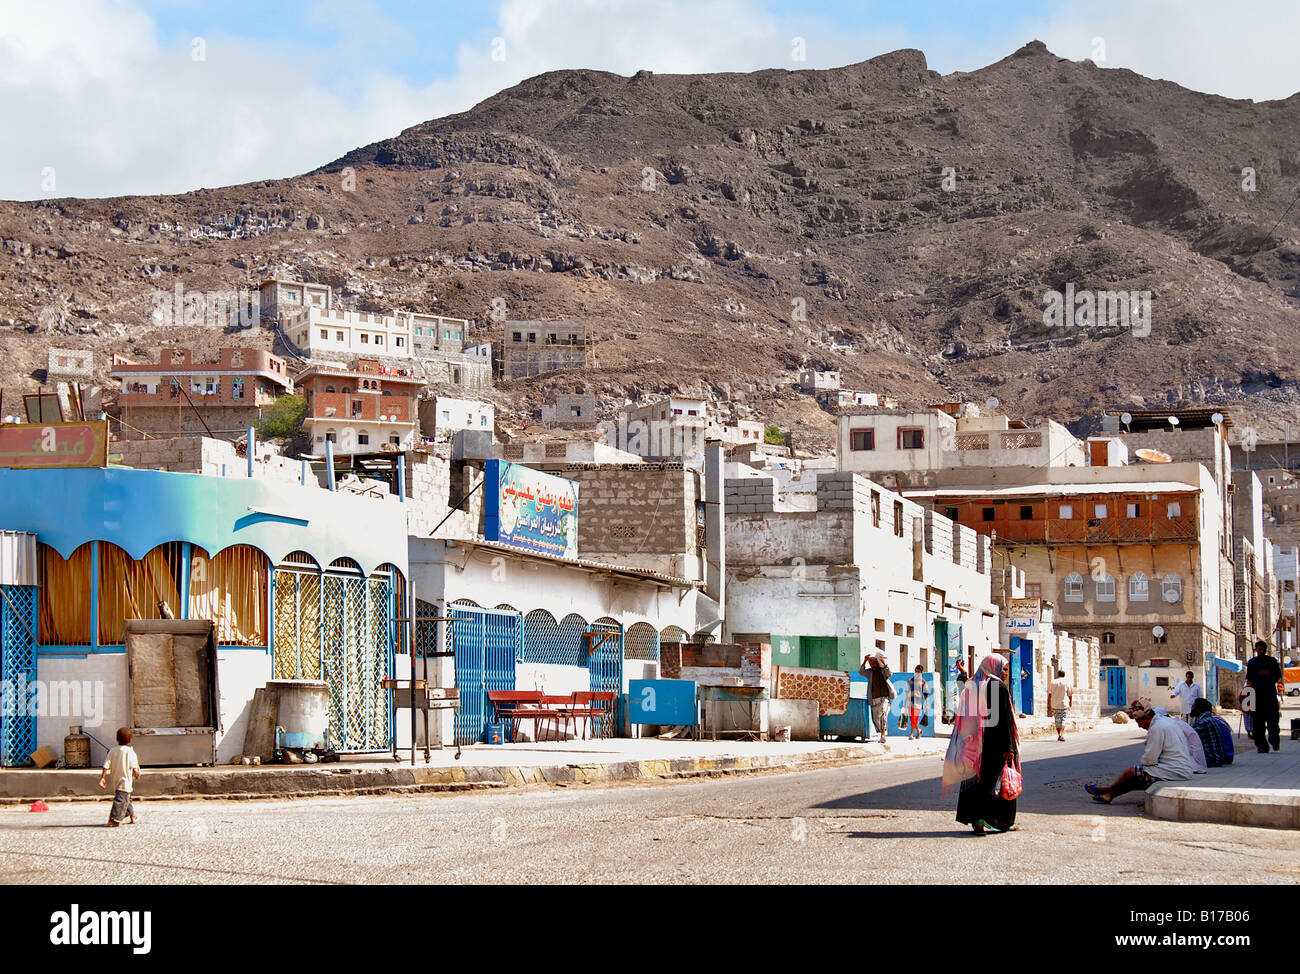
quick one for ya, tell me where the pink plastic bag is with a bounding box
[994,762,1023,800]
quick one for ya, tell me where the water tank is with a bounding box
[270,680,330,749]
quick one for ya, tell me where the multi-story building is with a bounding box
[541,394,597,428]
[258,277,333,321]
[617,397,708,461]
[297,359,423,456]
[1272,543,1297,658]
[836,402,1085,489]
[417,395,495,444]
[111,347,292,441]
[502,321,591,379]
[910,461,1231,707]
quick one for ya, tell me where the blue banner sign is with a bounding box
[484,460,579,559]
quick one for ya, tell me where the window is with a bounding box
[336,331,344,341]
[851,429,875,451]
[874,619,885,632]
[512,332,521,342]
[1126,503,1141,518]
[946,507,958,521]
[982,507,995,522]
[1058,504,1073,519]
[1096,574,1116,602]
[442,410,450,422]
[357,433,369,446]
[325,431,337,443]
[1025,583,1041,599]
[893,501,905,538]
[905,625,915,638]
[898,427,924,450]
[396,337,404,348]
[1154,633,1168,646]
[361,334,369,344]
[1162,573,1183,603]
[231,378,244,400]
[528,333,537,343]
[415,327,423,336]
[390,435,400,445]
[320,329,328,340]
[325,385,335,393]
[351,402,362,417]
[481,416,488,426]
[893,623,904,636]
[375,335,384,345]
[1129,572,1149,602]
[1019,505,1033,520]
[1064,572,1084,602]
[455,331,462,340]
[1166,501,1181,518]
[1102,631,1115,644]
[871,491,881,528]
[1095,503,1108,518]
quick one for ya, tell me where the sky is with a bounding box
[1,0,1298,201]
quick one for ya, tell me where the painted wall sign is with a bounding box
[1002,596,1043,636]
[483,459,579,559]
[0,421,107,469]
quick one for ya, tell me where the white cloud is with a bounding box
[0,0,1295,201]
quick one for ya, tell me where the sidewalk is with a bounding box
[1145,731,1300,830]
[0,712,1097,804]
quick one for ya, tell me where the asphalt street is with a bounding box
[3,720,1296,884]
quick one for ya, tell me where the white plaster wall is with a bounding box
[35,654,130,766]
[214,650,273,763]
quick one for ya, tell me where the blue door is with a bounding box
[451,605,519,745]
[1008,639,1024,713]
[1105,666,1127,707]
[587,619,623,735]
[1019,638,1035,715]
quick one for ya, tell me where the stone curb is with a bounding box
[1145,784,1300,830]
[0,718,1103,805]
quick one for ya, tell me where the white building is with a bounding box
[284,307,472,362]
[419,395,495,444]
[837,403,1086,489]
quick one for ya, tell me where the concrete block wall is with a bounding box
[815,472,873,512]
[117,436,311,487]
[725,476,777,514]
[404,449,483,539]
[563,465,697,570]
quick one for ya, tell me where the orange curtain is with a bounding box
[98,543,182,645]
[189,546,268,646]
[38,544,92,645]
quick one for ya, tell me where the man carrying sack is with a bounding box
[860,652,897,749]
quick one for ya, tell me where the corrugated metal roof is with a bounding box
[448,537,702,588]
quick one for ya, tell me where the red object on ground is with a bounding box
[28,800,48,812]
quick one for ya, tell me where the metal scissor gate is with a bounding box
[451,604,519,746]
[0,585,37,766]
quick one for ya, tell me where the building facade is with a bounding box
[502,321,591,379]
[111,347,292,441]
[297,360,423,455]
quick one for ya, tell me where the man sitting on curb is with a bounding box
[1190,697,1234,767]
[1085,702,1194,803]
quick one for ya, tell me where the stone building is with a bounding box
[110,347,292,441]
[502,320,591,378]
[541,394,597,428]
[46,348,94,384]
[297,359,423,456]
[258,277,333,321]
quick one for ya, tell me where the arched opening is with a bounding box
[522,609,563,663]
[190,544,269,646]
[273,551,322,681]
[37,542,93,646]
[661,625,688,645]
[97,541,185,645]
[624,622,660,661]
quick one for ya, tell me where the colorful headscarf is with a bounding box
[941,654,1017,794]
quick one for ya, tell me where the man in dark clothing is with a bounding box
[1246,640,1283,753]
[860,653,896,747]
[1189,697,1233,767]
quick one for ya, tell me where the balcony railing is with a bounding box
[990,513,1199,545]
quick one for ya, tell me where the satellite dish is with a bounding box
[1152,625,1166,638]
[1211,411,1224,425]
[986,397,1000,409]
[1135,448,1173,463]
[1167,416,1180,427]
[1120,412,1132,425]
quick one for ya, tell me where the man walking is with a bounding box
[1048,669,1073,741]
[1168,671,1201,722]
[860,652,896,749]
[1246,640,1283,753]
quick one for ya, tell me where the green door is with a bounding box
[801,636,838,671]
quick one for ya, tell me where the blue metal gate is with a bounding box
[0,585,37,766]
[588,618,623,735]
[452,605,519,745]
[1019,638,1035,715]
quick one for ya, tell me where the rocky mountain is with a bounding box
[2,40,1298,448]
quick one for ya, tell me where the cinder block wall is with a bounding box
[725,476,776,513]
[563,464,697,566]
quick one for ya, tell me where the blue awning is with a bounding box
[1212,656,1243,672]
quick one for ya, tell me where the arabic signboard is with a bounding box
[0,421,108,469]
[1002,597,1040,637]
[484,459,578,559]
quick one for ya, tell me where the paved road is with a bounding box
[3,721,1296,884]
